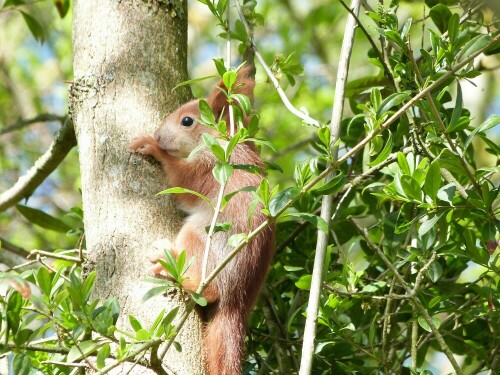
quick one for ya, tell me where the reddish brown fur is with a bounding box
[130,68,274,375]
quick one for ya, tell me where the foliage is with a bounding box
[0,0,499,374]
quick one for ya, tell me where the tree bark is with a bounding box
[71,1,205,373]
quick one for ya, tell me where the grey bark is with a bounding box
[71,1,205,374]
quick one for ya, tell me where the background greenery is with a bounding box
[0,0,499,374]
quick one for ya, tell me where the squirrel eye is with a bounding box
[181,116,194,127]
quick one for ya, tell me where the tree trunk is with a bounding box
[71,1,205,373]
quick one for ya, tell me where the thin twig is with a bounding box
[28,249,83,263]
[235,1,320,127]
[0,118,77,212]
[0,113,65,136]
[41,361,88,368]
[0,237,30,257]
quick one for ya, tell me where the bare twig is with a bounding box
[235,1,320,127]
[0,237,30,257]
[0,118,77,212]
[28,249,83,263]
[0,113,65,136]
[41,361,88,368]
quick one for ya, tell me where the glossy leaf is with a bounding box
[16,205,71,233]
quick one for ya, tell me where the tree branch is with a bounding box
[0,113,65,136]
[299,1,361,373]
[0,117,76,212]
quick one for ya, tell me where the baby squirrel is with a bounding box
[129,67,274,375]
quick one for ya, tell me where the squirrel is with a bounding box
[129,67,275,375]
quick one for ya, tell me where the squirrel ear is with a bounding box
[207,65,255,126]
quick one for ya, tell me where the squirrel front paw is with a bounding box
[129,135,157,154]
[150,251,178,279]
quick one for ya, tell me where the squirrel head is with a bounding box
[154,66,255,159]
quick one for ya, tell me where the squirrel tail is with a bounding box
[202,303,246,375]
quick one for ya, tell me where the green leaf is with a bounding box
[158,187,214,209]
[437,149,469,179]
[12,353,31,375]
[446,83,463,133]
[436,183,455,204]
[417,316,441,333]
[142,285,171,302]
[213,58,227,77]
[463,229,490,265]
[209,144,226,162]
[381,30,404,49]
[16,205,71,233]
[313,172,346,195]
[13,328,33,347]
[247,114,259,136]
[283,212,329,234]
[161,307,180,329]
[429,4,452,34]
[190,292,207,306]
[376,93,409,119]
[53,0,70,18]
[317,126,330,148]
[20,11,45,43]
[447,12,459,43]
[424,161,441,200]
[397,152,411,175]
[172,74,218,91]
[128,315,142,332]
[231,93,251,115]
[269,187,300,217]
[213,162,233,185]
[426,261,443,283]
[228,233,247,247]
[7,291,22,334]
[418,212,443,237]
[173,341,182,352]
[3,0,26,7]
[370,88,382,111]
[136,328,151,341]
[295,275,312,290]
[36,267,52,296]
[457,34,492,62]
[67,340,99,363]
[216,0,228,18]
[464,114,500,151]
[368,131,393,167]
[199,99,216,125]
[232,19,248,43]
[97,344,110,369]
[400,175,422,202]
[223,71,237,91]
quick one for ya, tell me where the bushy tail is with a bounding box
[203,304,246,375]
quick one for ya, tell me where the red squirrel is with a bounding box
[129,67,274,375]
